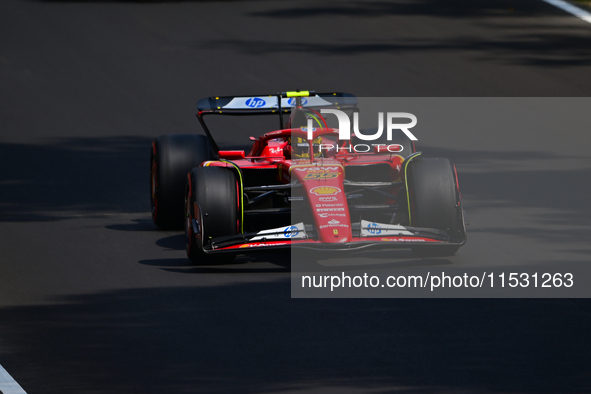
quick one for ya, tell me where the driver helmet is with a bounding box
[288,136,323,159]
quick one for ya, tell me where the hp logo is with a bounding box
[288,97,308,106]
[284,226,299,238]
[245,98,266,108]
[367,223,381,235]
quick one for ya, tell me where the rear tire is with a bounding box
[151,134,213,229]
[406,158,463,257]
[185,167,238,265]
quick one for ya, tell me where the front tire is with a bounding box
[406,157,464,257]
[185,167,239,265]
[150,134,213,229]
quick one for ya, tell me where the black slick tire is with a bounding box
[406,157,463,257]
[185,166,238,265]
[150,134,213,229]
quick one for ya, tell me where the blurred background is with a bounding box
[1,0,591,392]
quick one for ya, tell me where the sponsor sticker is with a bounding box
[245,97,266,108]
[319,213,347,218]
[244,242,290,248]
[284,225,299,238]
[289,97,308,106]
[319,224,350,229]
[310,186,341,196]
[222,96,333,110]
[367,222,381,235]
[294,166,341,172]
[360,220,414,237]
[381,238,426,243]
[251,223,306,240]
[304,172,340,180]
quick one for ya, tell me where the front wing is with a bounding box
[200,221,467,254]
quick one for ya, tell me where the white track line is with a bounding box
[542,0,591,24]
[0,364,27,394]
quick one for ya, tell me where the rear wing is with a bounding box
[197,91,357,115]
[196,91,358,153]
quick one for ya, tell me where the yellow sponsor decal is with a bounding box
[303,172,340,180]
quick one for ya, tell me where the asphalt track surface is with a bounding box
[1,0,591,392]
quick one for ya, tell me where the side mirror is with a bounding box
[218,150,246,159]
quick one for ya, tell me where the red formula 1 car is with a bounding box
[150,91,466,263]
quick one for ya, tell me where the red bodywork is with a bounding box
[199,127,446,251]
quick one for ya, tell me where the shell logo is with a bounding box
[310,186,341,196]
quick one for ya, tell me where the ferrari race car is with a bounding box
[150,91,467,263]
